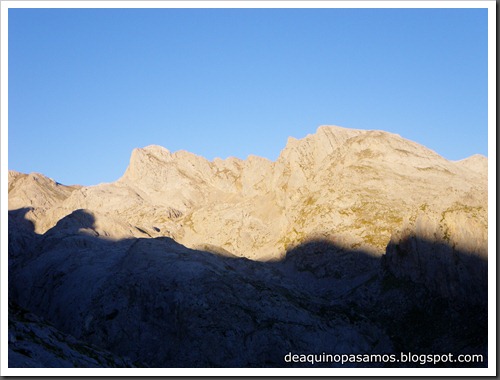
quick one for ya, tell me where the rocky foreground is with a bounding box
[8,125,488,367]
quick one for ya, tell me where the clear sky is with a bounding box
[8,7,488,186]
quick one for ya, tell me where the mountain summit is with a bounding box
[9,125,487,261]
[8,125,488,368]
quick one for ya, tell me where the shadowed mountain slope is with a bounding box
[8,125,488,368]
[9,208,487,367]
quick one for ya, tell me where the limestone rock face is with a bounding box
[8,172,81,235]
[8,125,488,262]
[8,125,488,367]
[8,171,80,211]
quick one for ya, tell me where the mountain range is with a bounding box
[8,125,488,368]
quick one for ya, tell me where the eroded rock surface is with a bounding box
[9,125,487,261]
[8,125,488,367]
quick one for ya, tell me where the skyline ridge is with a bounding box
[9,124,488,187]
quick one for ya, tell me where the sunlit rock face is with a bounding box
[8,125,488,367]
[8,125,487,261]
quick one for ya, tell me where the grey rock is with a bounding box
[8,302,136,368]
[8,125,488,368]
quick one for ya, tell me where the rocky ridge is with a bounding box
[8,125,488,261]
[8,125,488,368]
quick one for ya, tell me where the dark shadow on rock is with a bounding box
[8,207,38,260]
[384,235,487,309]
[8,301,137,368]
[49,208,96,233]
[8,209,488,368]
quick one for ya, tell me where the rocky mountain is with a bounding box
[8,125,488,368]
[9,125,487,260]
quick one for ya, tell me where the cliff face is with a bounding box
[8,125,488,368]
[8,125,488,261]
[384,209,487,307]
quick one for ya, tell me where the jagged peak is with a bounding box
[136,144,171,158]
[9,124,487,263]
[284,125,362,146]
[121,126,480,189]
[316,124,366,135]
[133,145,212,164]
[279,125,398,165]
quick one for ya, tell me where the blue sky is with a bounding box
[8,7,488,186]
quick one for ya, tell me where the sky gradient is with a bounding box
[8,7,488,186]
